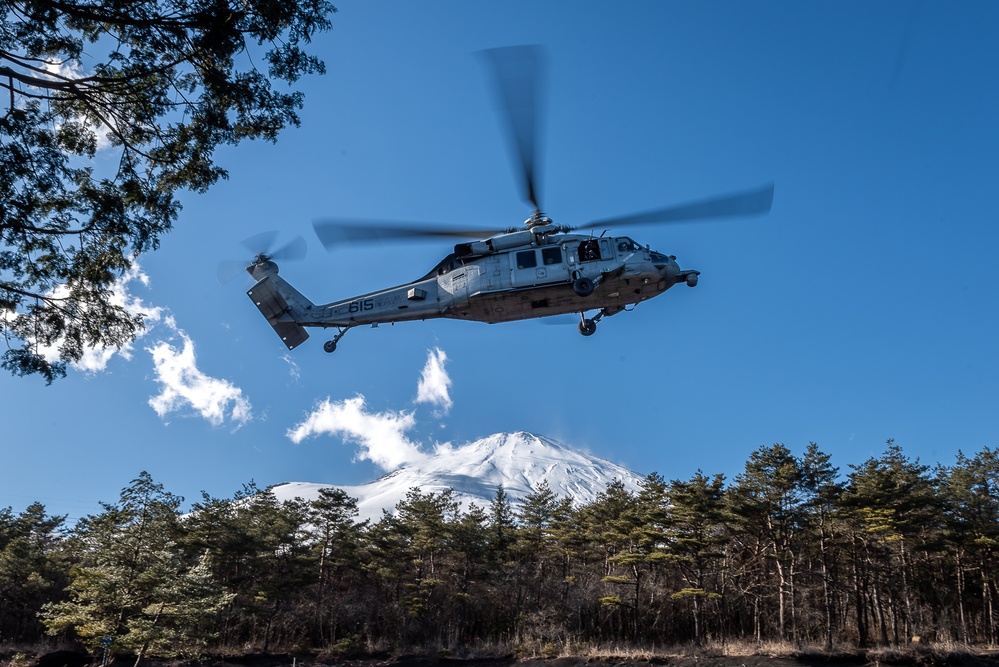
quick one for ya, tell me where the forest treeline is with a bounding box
[3,440,999,661]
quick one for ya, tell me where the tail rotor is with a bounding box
[217,232,307,285]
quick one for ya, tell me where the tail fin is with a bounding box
[247,274,313,350]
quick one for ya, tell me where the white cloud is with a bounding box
[42,58,83,79]
[147,331,252,428]
[3,262,253,428]
[282,354,301,382]
[287,396,428,471]
[29,265,165,373]
[287,346,461,471]
[415,347,452,414]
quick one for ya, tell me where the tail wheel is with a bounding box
[323,340,337,353]
[578,318,597,336]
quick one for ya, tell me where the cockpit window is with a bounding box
[516,250,537,269]
[616,237,640,253]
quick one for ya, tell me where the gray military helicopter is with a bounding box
[235,46,774,354]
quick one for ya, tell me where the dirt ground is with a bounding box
[199,651,999,667]
[18,649,999,667]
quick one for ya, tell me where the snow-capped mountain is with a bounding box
[270,431,644,522]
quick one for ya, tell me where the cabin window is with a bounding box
[541,247,562,265]
[516,250,537,269]
[579,239,601,262]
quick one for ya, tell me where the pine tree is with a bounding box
[0,502,68,641]
[842,441,940,646]
[576,480,643,642]
[40,472,231,664]
[800,443,844,650]
[307,487,366,647]
[487,485,517,558]
[665,471,728,645]
[238,490,314,652]
[447,503,490,645]
[184,483,317,650]
[515,480,562,614]
[728,444,807,641]
[371,488,461,645]
[1,0,335,381]
[939,447,999,643]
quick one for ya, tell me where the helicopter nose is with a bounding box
[660,257,680,285]
[658,257,698,288]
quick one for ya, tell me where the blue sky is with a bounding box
[3,1,998,522]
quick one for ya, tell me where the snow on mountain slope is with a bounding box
[271,431,644,522]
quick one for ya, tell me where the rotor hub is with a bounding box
[246,256,279,281]
[524,211,552,229]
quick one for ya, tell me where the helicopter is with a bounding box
[235,46,774,354]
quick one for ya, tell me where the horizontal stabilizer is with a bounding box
[247,277,310,350]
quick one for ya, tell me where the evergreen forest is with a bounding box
[3,440,999,662]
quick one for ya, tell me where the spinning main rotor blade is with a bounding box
[312,220,509,250]
[578,183,775,230]
[480,45,546,213]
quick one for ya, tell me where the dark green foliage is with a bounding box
[0,502,67,641]
[39,472,233,663]
[182,483,314,652]
[840,442,941,647]
[728,444,810,642]
[663,471,728,644]
[939,447,999,645]
[11,441,999,654]
[0,0,335,381]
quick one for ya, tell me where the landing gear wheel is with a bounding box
[573,276,595,297]
[578,318,597,336]
[324,326,351,353]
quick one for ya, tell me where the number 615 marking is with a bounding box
[348,298,374,313]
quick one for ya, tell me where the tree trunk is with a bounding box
[899,538,913,643]
[632,565,641,645]
[820,528,835,650]
[692,594,702,646]
[872,560,890,645]
[852,536,869,647]
[133,603,164,667]
[789,553,798,644]
[775,556,787,640]
[956,552,968,643]
[988,579,997,646]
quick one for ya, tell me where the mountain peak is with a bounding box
[271,431,643,522]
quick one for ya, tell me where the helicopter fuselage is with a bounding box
[246,226,698,351]
[320,233,684,325]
